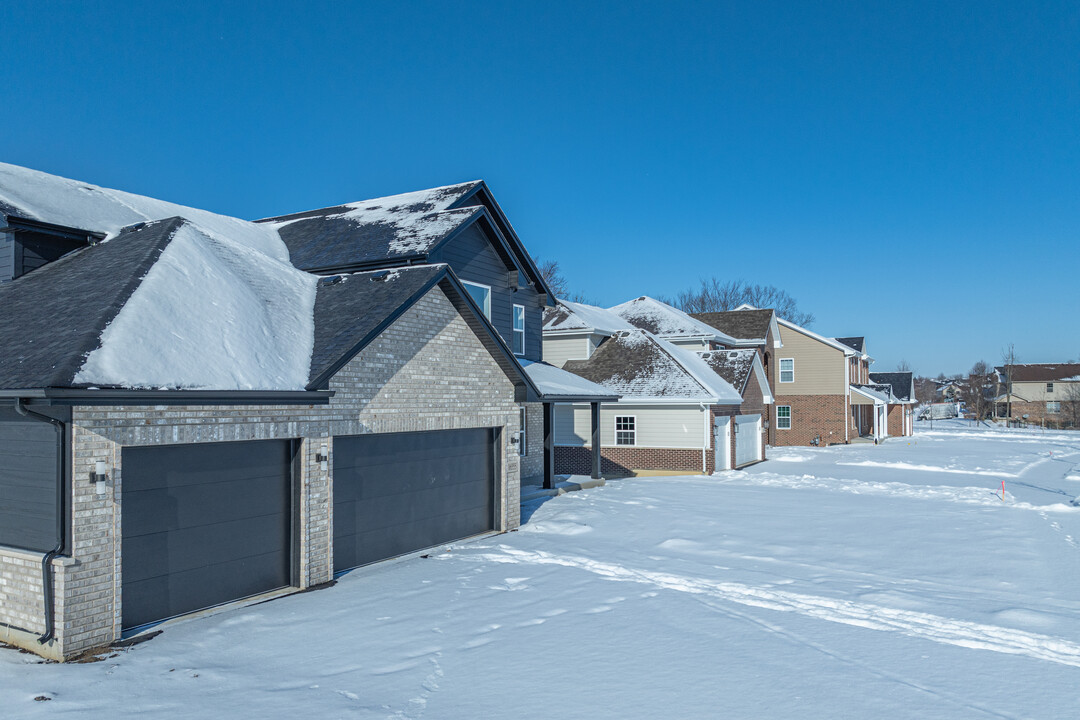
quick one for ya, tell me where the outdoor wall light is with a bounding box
[317,444,329,471]
[92,460,109,496]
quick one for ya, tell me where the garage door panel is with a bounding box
[333,428,495,572]
[123,513,291,584]
[123,475,291,537]
[122,549,290,630]
[121,439,292,629]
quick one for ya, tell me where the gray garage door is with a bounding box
[0,416,60,553]
[122,440,294,630]
[333,428,496,572]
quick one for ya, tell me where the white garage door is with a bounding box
[734,414,763,468]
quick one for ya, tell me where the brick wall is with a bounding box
[25,286,520,660]
[771,394,848,446]
[887,404,904,436]
[518,402,545,482]
[556,445,709,476]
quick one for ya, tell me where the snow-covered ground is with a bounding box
[3,419,1079,718]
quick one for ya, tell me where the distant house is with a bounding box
[542,301,767,474]
[994,363,1080,425]
[0,162,613,660]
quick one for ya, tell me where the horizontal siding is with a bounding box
[555,402,708,449]
[0,232,12,281]
[1011,380,1078,402]
[543,335,590,368]
[775,325,846,395]
[435,221,544,361]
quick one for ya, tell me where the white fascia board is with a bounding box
[593,396,721,405]
[777,317,855,355]
[769,313,782,348]
[542,328,614,338]
[752,354,774,404]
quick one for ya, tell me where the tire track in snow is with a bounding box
[473,546,1080,669]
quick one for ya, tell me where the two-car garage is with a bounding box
[120,428,497,630]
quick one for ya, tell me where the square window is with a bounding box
[1047,401,1061,414]
[779,358,794,383]
[777,406,792,429]
[513,304,526,356]
[615,415,636,446]
[518,407,527,456]
[462,281,491,319]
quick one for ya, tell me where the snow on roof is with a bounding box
[851,384,893,404]
[609,296,736,343]
[542,300,635,334]
[518,360,619,400]
[698,349,757,392]
[869,372,914,403]
[1000,363,1080,382]
[74,221,317,390]
[562,329,741,403]
[0,162,289,262]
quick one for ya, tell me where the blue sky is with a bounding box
[1,1,1077,376]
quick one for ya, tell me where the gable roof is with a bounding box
[697,349,757,394]
[561,329,741,403]
[868,372,914,403]
[258,181,555,303]
[690,309,774,342]
[776,317,855,355]
[608,296,736,344]
[542,300,635,335]
[835,336,865,353]
[999,363,1080,382]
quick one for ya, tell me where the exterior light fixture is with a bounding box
[316,444,329,471]
[92,460,109,496]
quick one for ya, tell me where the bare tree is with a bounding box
[1062,383,1080,429]
[913,376,937,405]
[534,257,589,304]
[896,359,912,372]
[965,360,993,419]
[1000,343,1018,420]
[668,278,815,326]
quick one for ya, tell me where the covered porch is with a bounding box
[850,384,890,442]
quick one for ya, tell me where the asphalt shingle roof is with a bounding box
[999,364,1080,382]
[868,372,914,402]
[835,336,865,353]
[698,349,757,394]
[0,217,182,389]
[690,309,774,341]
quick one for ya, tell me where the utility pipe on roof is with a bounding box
[14,399,66,646]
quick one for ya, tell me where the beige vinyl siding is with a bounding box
[1011,380,1079,402]
[542,334,591,368]
[775,326,846,395]
[849,391,876,405]
[555,402,707,449]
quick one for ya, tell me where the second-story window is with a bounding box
[1047,382,1054,393]
[779,358,794,383]
[462,281,491,320]
[513,304,525,355]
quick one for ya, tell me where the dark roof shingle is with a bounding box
[690,309,773,341]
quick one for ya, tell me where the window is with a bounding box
[777,406,791,429]
[513,304,526,356]
[462,281,491,319]
[1047,383,1054,393]
[779,358,794,383]
[615,416,636,446]
[518,407,527,455]
[1047,401,1061,414]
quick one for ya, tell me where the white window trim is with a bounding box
[1047,382,1054,393]
[518,407,527,455]
[779,358,795,384]
[614,415,636,446]
[776,405,792,430]
[512,304,526,356]
[1047,401,1061,414]
[462,280,492,319]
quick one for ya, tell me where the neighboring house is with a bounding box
[869,372,916,436]
[542,301,766,473]
[607,296,737,349]
[558,329,746,475]
[0,162,611,661]
[993,363,1080,426]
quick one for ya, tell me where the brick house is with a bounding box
[868,372,916,436]
[994,363,1080,427]
[0,162,611,660]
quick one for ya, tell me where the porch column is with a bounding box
[590,402,602,479]
[543,402,555,490]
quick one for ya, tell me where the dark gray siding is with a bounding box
[432,221,544,361]
[0,409,60,552]
[0,232,13,282]
[16,233,86,277]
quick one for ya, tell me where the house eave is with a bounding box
[0,388,336,406]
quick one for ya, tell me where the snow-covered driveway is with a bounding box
[3,420,1079,718]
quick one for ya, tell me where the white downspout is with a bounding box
[700,402,709,474]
